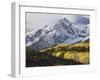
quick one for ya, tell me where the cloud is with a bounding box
[26,13,89,33]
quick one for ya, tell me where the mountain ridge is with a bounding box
[26,17,89,50]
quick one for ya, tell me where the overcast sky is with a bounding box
[25,12,89,33]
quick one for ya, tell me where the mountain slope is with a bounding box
[26,41,89,67]
[26,18,89,50]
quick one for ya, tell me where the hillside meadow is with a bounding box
[26,42,89,67]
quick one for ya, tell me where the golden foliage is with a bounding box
[39,42,90,64]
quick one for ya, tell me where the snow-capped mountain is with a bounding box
[26,18,89,50]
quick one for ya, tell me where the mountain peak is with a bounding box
[57,18,72,29]
[26,17,89,50]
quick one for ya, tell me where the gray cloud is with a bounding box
[25,12,89,33]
